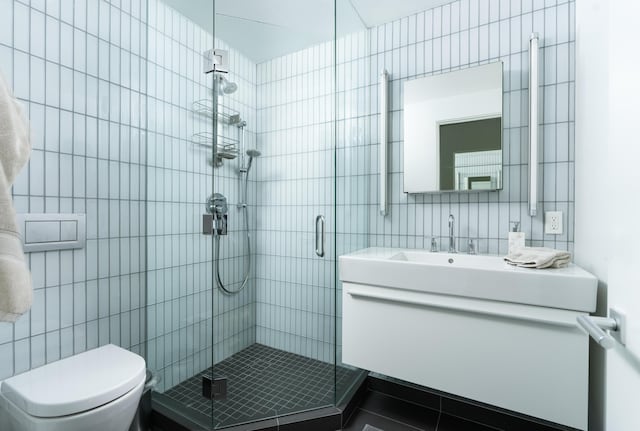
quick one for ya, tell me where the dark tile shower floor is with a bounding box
[163,343,361,428]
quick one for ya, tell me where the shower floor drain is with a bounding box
[363,425,384,431]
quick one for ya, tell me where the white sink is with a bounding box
[341,247,598,429]
[340,247,598,312]
[390,250,505,268]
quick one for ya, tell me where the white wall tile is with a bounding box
[30,9,45,58]
[2,0,149,378]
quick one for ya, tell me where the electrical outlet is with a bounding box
[545,211,563,235]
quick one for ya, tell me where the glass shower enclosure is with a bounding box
[146,0,367,428]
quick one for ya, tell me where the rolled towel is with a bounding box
[504,246,572,269]
[0,72,32,322]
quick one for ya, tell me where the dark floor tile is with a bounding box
[368,377,441,411]
[159,344,363,428]
[341,376,369,427]
[436,414,501,431]
[343,408,426,431]
[441,397,568,431]
[278,406,341,431]
[216,419,279,431]
[359,391,439,431]
[441,398,513,430]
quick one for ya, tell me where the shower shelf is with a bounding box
[191,132,239,160]
[192,100,240,125]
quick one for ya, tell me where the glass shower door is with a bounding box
[207,0,345,428]
[148,1,366,428]
[206,35,265,428]
[145,1,220,429]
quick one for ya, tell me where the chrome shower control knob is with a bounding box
[207,193,228,215]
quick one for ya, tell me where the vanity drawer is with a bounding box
[342,282,589,430]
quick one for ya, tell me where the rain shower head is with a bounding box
[218,76,238,95]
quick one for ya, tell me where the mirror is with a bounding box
[403,62,503,193]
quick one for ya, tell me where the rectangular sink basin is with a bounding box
[390,250,505,268]
[340,247,598,312]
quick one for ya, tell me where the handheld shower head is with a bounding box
[245,149,261,173]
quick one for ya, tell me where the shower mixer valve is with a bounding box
[204,193,228,235]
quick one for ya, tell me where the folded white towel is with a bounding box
[0,73,32,322]
[504,246,572,269]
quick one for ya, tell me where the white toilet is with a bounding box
[0,344,146,431]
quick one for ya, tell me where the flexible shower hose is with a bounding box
[214,203,251,295]
[214,159,253,295]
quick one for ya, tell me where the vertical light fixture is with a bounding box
[379,69,389,216]
[529,33,539,217]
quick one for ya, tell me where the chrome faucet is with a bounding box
[448,214,456,253]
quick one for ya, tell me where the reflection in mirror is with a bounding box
[403,62,503,193]
[440,117,502,191]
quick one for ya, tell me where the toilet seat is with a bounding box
[0,344,146,418]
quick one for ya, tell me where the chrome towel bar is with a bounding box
[576,309,625,349]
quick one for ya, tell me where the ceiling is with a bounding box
[351,0,453,26]
[161,0,453,63]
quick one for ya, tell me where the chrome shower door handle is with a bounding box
[315,215,325,257]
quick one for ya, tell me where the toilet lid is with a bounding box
[1,344,146,418]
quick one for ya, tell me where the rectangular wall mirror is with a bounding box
[403,62,503,193]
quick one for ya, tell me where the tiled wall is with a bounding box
[0,0,148,379]
[144,0,258,391]
[255,42,339,362]
[364,0,576,254]
[0,0,258,389]
[253,33,372,365]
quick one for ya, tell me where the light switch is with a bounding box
[25,221,60,243]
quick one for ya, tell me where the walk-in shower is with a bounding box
[147,0,367,429]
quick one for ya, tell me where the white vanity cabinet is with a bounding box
[340,248,598,430]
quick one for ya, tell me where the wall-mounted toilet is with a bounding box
[0,344,146,431]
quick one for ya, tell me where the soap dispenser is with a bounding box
[508,221,525,254]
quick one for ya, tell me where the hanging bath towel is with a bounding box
[0,73,32,322]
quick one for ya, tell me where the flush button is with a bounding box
[25,221,60,243]
[60,221,78,241]
[16,214,86,252]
